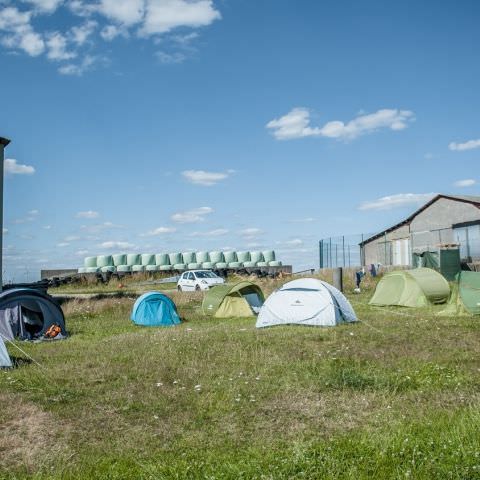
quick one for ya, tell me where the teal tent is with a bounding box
[131,292,181,327]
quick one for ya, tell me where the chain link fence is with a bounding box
[320,225,480,269]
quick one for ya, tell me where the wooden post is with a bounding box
[333,267,343,292]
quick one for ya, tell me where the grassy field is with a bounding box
[1,273,480,479]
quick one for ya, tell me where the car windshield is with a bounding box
[195,271,218,279]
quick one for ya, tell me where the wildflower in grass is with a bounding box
[156,382,163,387]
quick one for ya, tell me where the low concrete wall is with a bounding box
[41,269,78,280]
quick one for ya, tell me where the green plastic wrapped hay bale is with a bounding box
[223,251,237,263]
[196,252,210,263]
[97,255,113,268]
[209,251,224,264]
[269,261,282,267]
[169,253,182,265]
[84,256,97,268]
[141,254,155,266]
[202,262,214,269]
[155,254,170,266]
[145,265,159,271]
[112,254,127,266]
[159,265,172,271]
[215,262,228,269]
[250,251,264,263]
[262,250,276,263]
[257,261,268,267]
[182,252,196,264]
[86,267,99,273]
[78,267,86,273]
[117,265,132,273]
[173,263,187,271]
[188,263,202,269]
[132,265,145,272]
[228,262,242,268]
[100,266,116,273]
[243,261,257,268]
[236,251,251,263]
[127,254,140,266]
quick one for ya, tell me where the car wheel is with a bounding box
[195,284,201,291]
[177,285,182,292]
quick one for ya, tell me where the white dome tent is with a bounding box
[256,278,358,328]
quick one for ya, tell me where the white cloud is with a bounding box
[76,210,99,219]
[290,217,315,223]
[267,108,415,141]
[46,32,76,60]
[58,54,97,75]
[28,209,39,215]
[156,50,186,64]
[358,193,435,211]
[98,0,145,26]
[449,139,480,151]
[24,0,63,13]
[141,226,177,236]
[3,228,8,234]
[453,179,476,187]
[0,7,45,56]
[100,24,126,41]
[140,0,221,36]
[182,169,232,186]
[4,158,35,175]
[64,235,81,241]
[99,240,135,249]
[240,227,263,239]
[189,228,228,237]
[75,249,89,256]
[1,0,222,74]
[43,225,52,230]
[70,20,97,45]
[285,238,303,246]
[56,242,70,247]
[171,206,213,223]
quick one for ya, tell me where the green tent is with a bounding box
[438,271,480,316]
[202,281,265,318]
[369,268,450,307]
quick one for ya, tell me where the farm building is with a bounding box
[359,194,480,267]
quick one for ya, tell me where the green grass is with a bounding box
[1,275,480,479]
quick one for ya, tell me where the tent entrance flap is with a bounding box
[215,296,254,317]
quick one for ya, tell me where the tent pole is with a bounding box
[0,137,11,292]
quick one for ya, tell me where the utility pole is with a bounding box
[0,137,10,292]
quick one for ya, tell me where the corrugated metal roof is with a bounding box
[359,194,480,246]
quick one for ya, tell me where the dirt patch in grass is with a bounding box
[0,392,71,475]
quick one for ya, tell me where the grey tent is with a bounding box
[0,336,11,367]
[0,288,66,341]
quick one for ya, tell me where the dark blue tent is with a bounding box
[0,288,66,341]
[130,292,181,327]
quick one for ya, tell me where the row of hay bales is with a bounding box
[78,250,282,273]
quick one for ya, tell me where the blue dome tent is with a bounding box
[130,292,181,327]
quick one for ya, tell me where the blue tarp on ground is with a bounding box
[130,292,181,327]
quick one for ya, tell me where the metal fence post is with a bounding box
[329,237,332,269]
[0,137,10,292]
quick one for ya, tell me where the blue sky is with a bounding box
[1,0,480,281]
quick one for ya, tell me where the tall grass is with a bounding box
[1,274,479,479]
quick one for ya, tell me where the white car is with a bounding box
[177,270,225,291]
